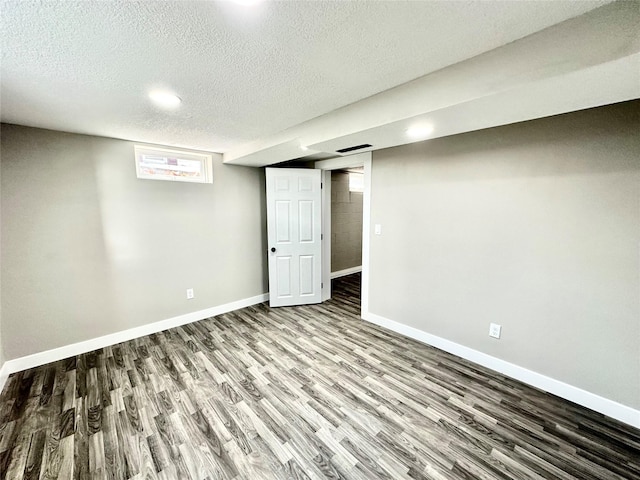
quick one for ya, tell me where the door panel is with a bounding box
[266,168,322,307]
[276,256,292,298]
[275,176,290,191]
[275,201,291,243]
[298,176,313,192]
[299,200,314,242]
[299,255,314,296]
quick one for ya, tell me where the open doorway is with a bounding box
[316,152,371,312]
[330,168,363,279]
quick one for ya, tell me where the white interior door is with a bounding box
[266,168,322,307]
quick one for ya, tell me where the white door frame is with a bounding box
[315,152,371,314]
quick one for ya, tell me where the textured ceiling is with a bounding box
[1,0,612,153]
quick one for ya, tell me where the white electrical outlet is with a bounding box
[489,323,502,339]
[186,288,194,299]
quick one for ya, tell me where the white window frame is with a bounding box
[134,145,213,184]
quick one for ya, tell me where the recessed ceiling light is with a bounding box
[149,90,181,109]
[406,124,434,139]
[300,145,309,151]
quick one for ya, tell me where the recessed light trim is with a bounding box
[406,124,434,139]
[149,90,181,109]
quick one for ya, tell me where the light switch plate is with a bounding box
[489,323,501,339]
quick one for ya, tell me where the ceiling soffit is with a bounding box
[223,2,640,167]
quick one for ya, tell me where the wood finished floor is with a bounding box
[1,274,639,480]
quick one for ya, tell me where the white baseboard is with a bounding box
[0,293,269,393]
[363,311,640,429]
[331,266,362,279]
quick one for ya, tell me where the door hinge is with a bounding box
[321,182,323,189]
[321,234,323,240]
[322,282,324,289]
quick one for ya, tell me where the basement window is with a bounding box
[349,172,364,193]
[134,145,213,184]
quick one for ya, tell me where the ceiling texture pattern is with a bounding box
[1,0,636,165]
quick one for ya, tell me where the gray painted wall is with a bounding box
[1,125,267,360]
[369,101,640,409]
[331,171,363,272]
